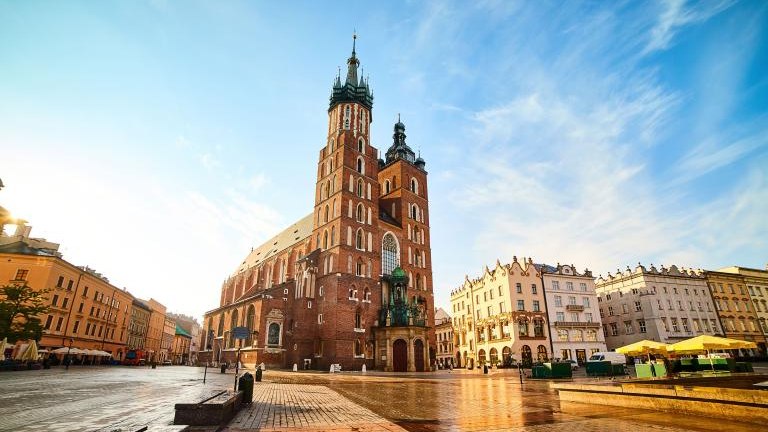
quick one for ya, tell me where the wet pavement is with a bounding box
[0,365,765,431]
[0,365,233,431]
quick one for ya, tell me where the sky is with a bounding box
[1,0,766,322]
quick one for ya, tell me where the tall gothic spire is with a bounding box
[346,32,359,85]
[329,32,373,110]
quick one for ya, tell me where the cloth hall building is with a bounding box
[199,39,435,372]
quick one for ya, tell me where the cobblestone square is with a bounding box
[1,366,765,431]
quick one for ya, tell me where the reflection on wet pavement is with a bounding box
[321,370,762,432]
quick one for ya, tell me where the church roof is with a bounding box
[434,307,451,324]
[233,213,314,276]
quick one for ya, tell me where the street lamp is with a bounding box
[65,338,73,370]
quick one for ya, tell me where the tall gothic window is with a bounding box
[358,137,364,153]
[357,179,364,198]
[356,157,364,174]
[356,203,365,223]
[384,180,391,194]
[267,322,280,346]
[381,233,399,276]
[344,105,350,129]
[355,229,364,250]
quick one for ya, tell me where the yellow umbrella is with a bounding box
[616,339,669,362]
[668,335,748,353]
[20,340,38,361]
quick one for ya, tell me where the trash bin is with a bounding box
[238,372,254,403]
[255,367,263,382]
[220,362,227,374]
[483,365,488,374]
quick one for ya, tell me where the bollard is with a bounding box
[293,363,298,372]
[483,364,488,374]
[255,367,263,382]
[330,364,334,373]
[362,364,366,373]
[238,372,254,404]
[221,362,227,374]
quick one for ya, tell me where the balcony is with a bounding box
[553,321,601,328]
[565,304,584,312]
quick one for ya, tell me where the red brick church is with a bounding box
[199,37,435,372]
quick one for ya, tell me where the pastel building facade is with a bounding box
[596,264,722,350]
[541,264,606,364]
[450,257,551,368]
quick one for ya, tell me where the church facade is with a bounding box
[198,38,435,372]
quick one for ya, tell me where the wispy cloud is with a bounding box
[644,0,735,55]
[673,129,768,184]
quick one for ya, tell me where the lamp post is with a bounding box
[65,338,73,370]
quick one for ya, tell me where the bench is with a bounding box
[174,389,243,426]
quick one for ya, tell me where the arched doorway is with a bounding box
[521,345,532,366]
[478,349,486,365]
[489,348,498,366]
[455,351,461,367]
[414,339,425,372]
[502,346,512,367]
[537,345,548,362]
[393,339,407,372]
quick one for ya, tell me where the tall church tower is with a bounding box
[310,35,382,366]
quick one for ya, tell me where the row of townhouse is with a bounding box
[448,256,768,369]
[596,264,768,354]
[0,223,198,363]
[449,257,606,367]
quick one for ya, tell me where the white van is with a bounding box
[587,352,626,365]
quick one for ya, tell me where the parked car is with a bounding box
[588,352,627,365]
[162,360,172,366]
[565,359,579,370]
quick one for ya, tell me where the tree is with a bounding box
[0,283,50,343]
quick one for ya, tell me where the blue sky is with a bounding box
[1,0,766,321]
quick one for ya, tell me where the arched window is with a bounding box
[330,226,336,246]
[411,178,418,194]
[416,273,422,290]
[355,310,362,328]
[356,179,364,198]
[384,180,391,194]
[356,203,365,223]
[358,137,364,153]
[381,233,400,276]
[411,204,418,220]
[323,230,328,249]
[354,339,363,356]
[355,229,364,250]
[217,315,225,336]
[246,305,255,345]
[267,322,281,346]
[356,259,364,276]
[329,138,335,152]
[324,205,329,223]
[230,309,239,347]
[364,287,371,301]
[344,105,351,129]
[356,157,364,174]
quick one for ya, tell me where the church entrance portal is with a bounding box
[414,339,424,372]
[393,339,407,372]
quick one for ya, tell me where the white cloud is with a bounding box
[673,131,768,185]
[644,0,735,55]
